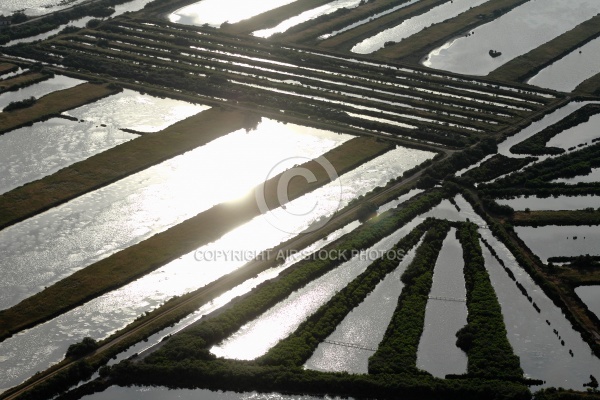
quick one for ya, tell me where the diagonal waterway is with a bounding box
[0,119,351,310]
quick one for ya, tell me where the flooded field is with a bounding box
[352,0,491,54]
[319,0,420,40]
[169,0,299,28]
[0,89,208,194]
[304,237,420,374]
[497,195,600,211]
[423,0,600,75]
[515,226,600,263]
[575,286,600,320]
[211,220,423,360]
[0,120,351,310]
[528,37,600,92]
[0,75,83,111]
[416,228,467,378]
[254,0,362,38]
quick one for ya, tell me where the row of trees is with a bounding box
[259,219,433,367]
[456,223,524,380]
[368,221,450,374]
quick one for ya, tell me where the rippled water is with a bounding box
[304,238,420,374]
[0,120,351,310]
[351,0,491,54]
[497,195,600,211]
[416,228,467,378]
[528,37,600,92]
[169,0,300,28]
[0,145,432,392]
[423,0,600,75]
[515,226,600,263]
[253,0,362,38]
[211,218,422,360]
[0,75,83,111]
[0,89,207,194]
[575,286,600,320]
[319,0,420,40]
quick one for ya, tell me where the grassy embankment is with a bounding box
[0,107,254,230]
[512,210,600,226]
[0,82,118,135]
[489,14,600,82]
[221,0,334,35]
[0,63,18,75]
[316,0,448,51]
[0,137,393,341]
[374,0,531,64]
[0,71,53,94]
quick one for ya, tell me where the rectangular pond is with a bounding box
[253,0,362,38]
[423,0,600,75]
[0,89,208,194]
[515,225,600,263]
[528,37,600,92]
[351,0,492,54]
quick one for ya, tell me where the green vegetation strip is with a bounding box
[0,63,18,75]
[461,154,536,185]
[489,14,600,82]
[512,210,600,226]
[375,0,531,63]
[482,142,600,192]
[0,82,117,135]
[368,221,450,374]
[0,107,254,230]
[511,104,600,156]
[455,223,524,380]
[0,137,392,341]
[258,219,433,367]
